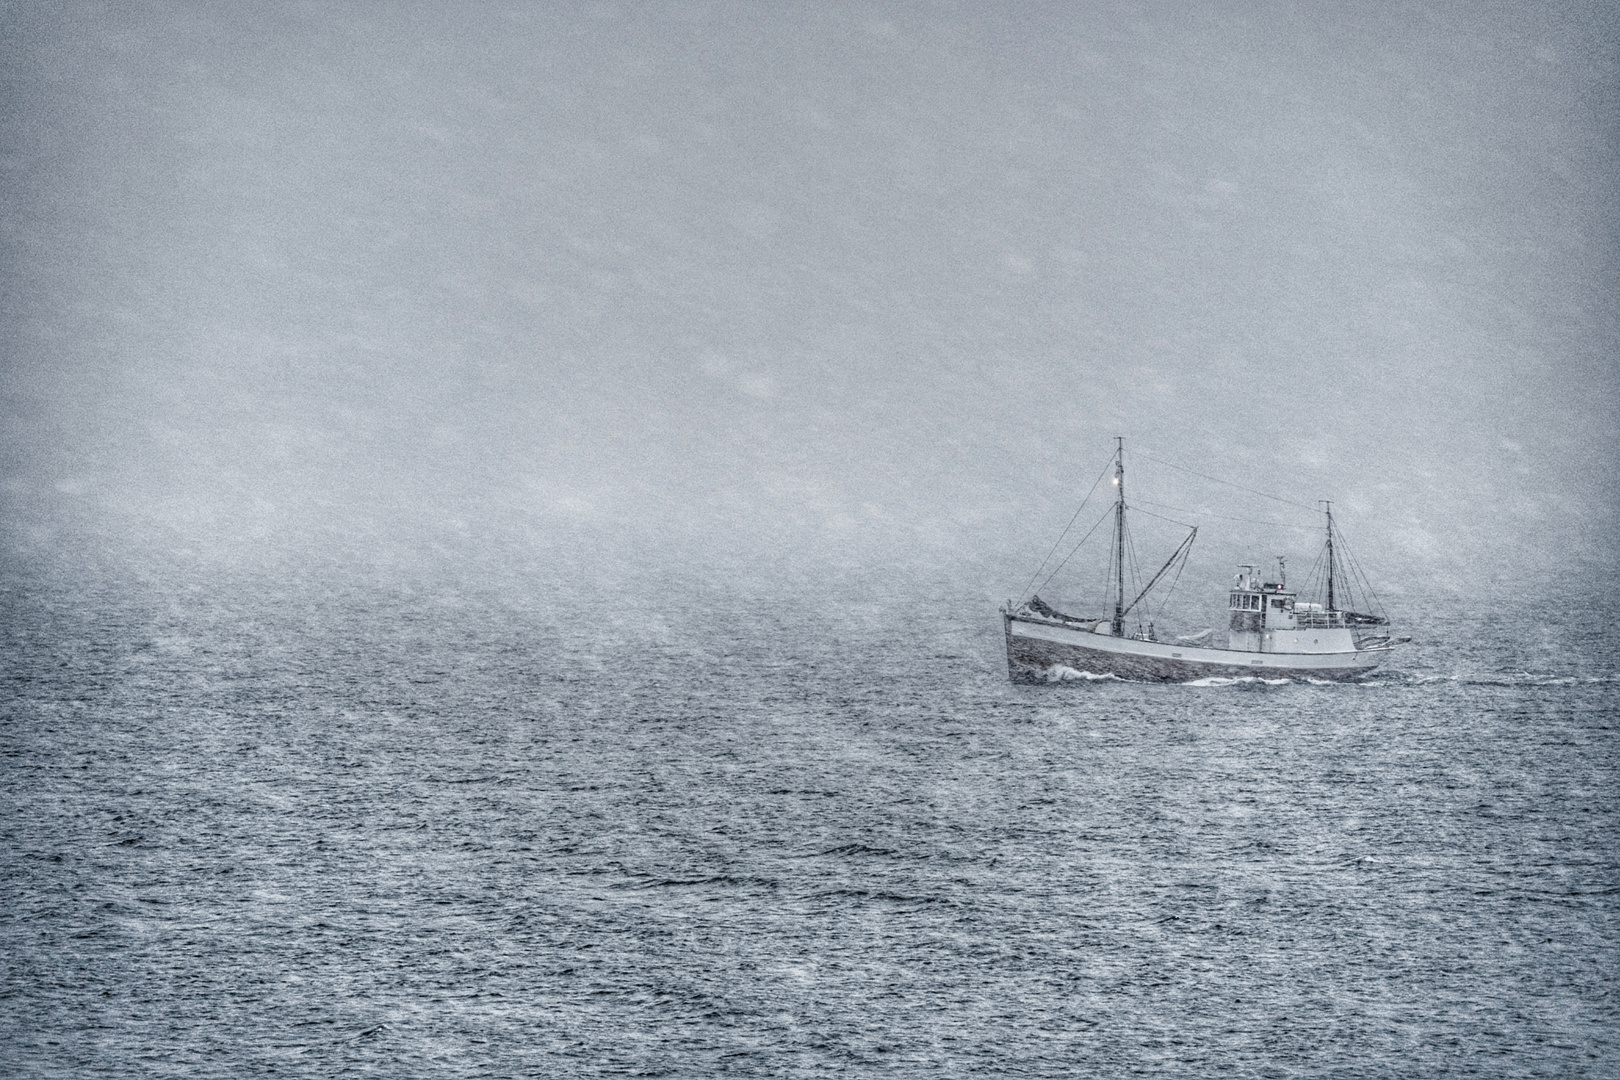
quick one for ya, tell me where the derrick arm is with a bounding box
[1120,527,1197,620]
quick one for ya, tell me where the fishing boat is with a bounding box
[1002,439,1406,683]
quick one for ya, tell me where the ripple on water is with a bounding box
[2,567,1617,1077]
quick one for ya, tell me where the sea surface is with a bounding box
[3,555,1617,1077]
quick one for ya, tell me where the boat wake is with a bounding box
[1401,671,1618,687]
[1040,665,1123,683]
[1022,669,1615,689]
[1035,669,1358,687]
[1182,675,1294,687]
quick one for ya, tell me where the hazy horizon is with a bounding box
[4,1,1616,601]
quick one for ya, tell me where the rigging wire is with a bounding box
[1133,450,1320,513]
[1094,517,1115,615]
[1019,457,1115,601]
[1032,506,1114,599]
[1016,446,1390,631]
[1123,512,1146,634]
[1127,504,1200,530]
[1130,497,1319,531]
[1301,542,1328,605]
[1335,526,1389,621]
[1290,513,1390,624]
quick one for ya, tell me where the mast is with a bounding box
[1324,501,1335,613]
[1112,437,1125,636]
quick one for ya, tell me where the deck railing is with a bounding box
[1293,611,1347,629]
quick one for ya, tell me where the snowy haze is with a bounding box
[3,2,1616,601]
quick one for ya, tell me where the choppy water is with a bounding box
[3,558,1617,1077]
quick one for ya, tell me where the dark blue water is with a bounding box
[3,556,1617,1077]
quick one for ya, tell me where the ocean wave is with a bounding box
[621,874,781,891]
[814,843,900,858]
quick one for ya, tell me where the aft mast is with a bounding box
[1323,500,1335,613]
[1112,437,1125,636]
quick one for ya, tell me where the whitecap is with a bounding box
[1042,665,1120,682]
[1183,675,1291,687]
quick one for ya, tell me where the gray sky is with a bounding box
[3,1,1616,594]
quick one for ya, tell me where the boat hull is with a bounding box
[1004,614,1382,683]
